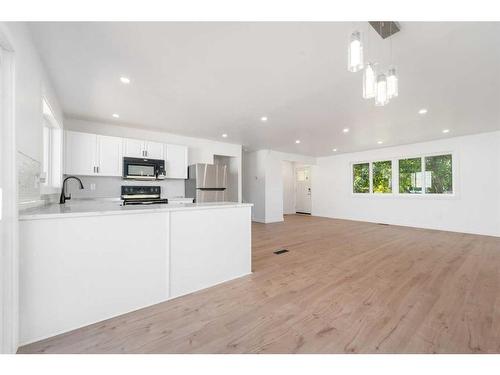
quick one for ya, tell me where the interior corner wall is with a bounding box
[312,131,500,237]
[243,149,316,223]
[282,161,296,215]
[242,150,267,222]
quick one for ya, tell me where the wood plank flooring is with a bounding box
[18,215,500,353]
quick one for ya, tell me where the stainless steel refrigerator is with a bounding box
[185,164,227,203]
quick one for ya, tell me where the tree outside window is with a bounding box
[372,160,392,193]
[425,154,453,194]
[353,163,369,193]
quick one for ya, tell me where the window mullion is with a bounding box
[369,162,373,194]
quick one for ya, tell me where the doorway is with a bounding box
[282,162,312,216]
[295,166,312,214]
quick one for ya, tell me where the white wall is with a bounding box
[4,23,63,164]
[242,150,267,222]
[0,22,63,353]
[64,118,243,202]
[243,150,315,223]
[312,131,500,237]
[282,161,295,215]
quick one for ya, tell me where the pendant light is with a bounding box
[363,62,376,99]
[386,23,398,99]
[387,66,398,99]
[375,73,388,106]
[348,30,364,72]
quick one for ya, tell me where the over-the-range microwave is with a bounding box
[122,157,166,180]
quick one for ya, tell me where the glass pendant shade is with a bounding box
[375,73,389,106]
[348,31,364,72]
[363,62,376,99]
[387,66,398,99]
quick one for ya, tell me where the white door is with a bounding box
[97,135,122,176]
[65,131,97,175]
[145,141,164,160]
[295,166,312,214]
[165,144,188,179]
[123,138,145,158]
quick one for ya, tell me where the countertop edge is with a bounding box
[19,203,254,221]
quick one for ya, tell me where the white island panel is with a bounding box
[19,212,170,345]
[170,206,252,298]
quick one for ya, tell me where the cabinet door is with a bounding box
[65,131,97,176]
[145,141,165,160]
[165,144,188,179]
[97,135,123,176]
[123,138,145,158]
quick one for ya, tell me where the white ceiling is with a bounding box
[29,22,500,156]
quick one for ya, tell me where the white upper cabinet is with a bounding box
[123,138,145,158]
[97,135,123,176]
[65,131,122,176]
[166,144,188,179]
[123,138,164,159]
[145,141,165,160]
[65,131,97,176]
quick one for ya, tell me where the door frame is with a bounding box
[0,26,18,354]
[295,165,312,215]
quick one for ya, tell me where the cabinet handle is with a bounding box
[97,166,99,174]
[93,166,96,173]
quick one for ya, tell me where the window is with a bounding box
[353,153,454,196]
[353,163,369,193]
[425,154,453,194]
[399,157,423,194]
[41,99,62,192]
[372,160,392,193]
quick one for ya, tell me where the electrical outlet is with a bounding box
[90,183,96,191]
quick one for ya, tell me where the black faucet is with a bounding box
[59,176,84,204]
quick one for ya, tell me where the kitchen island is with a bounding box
[19,201,252,345]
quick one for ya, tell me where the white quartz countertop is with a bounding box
[19,201,253,220]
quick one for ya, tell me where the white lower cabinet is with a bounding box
[65,131,122,176]
[19,205,252,345]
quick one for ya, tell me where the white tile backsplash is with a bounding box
[17,151,41,204]
[64,175,185,199]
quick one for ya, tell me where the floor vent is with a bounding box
[274,249,289,255]
[377,223,390,226]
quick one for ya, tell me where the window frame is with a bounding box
[41,98,63,195]
[351,151,458,199]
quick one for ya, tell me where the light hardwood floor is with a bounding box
[18,215,500,353]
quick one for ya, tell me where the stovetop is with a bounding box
[121,185,168,206]
[121,198,169,206]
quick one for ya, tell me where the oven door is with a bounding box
[123,158,157,180]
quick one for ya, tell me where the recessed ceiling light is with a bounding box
[260,116,268,122]
[332,148,337,152]
[442,129,450,133]
[418,108,428,115]
[112,113,119,118]
[222,133,228,138]
[120,77,130,84]
[377,140,383,144]
[295,140,301,144]
[343,128,350,133]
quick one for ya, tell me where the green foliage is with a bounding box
[425,154,453,194]
[353,163,369,193]
[373,160,392,193]
[399,158,422,194]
